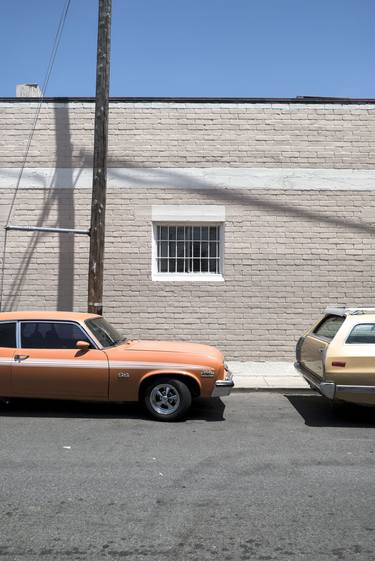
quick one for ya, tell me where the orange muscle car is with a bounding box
[0,311,233,420]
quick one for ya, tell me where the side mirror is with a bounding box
[76,340,90,350]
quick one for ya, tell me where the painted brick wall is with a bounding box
[0,186,374,360]
[0,100,374,360]
[0,101,374,169]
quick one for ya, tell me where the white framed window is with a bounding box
[152,206,225,282]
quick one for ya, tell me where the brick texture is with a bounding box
[0,187,374,360]
[1,100,374,360]
[0,102,374,168]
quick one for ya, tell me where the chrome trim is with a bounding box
[336,385,375,394]
[294,361,336,399]
[12,359,107,368]
[319,382,336,400]
[117,371,130,379]
[201,369,215,378]
[16,320,21,348]
[109,361,205,370]
[211,379,234,397]
[211,366,234,397]
[14,354,29,363]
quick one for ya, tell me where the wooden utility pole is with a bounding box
[88,0,112,315]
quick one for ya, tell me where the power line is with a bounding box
[0,0,72,310]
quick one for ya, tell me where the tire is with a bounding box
[143,377,192,422]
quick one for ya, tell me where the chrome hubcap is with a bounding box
[149,384,180,415]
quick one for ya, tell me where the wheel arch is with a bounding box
[138,370,201,399]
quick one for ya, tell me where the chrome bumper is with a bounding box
[295,361,375,400]
[294,361,336,399]
[212,369,234,397]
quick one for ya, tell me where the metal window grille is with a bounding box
[156,225,221,274]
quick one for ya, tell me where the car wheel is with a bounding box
[144,378,192,421]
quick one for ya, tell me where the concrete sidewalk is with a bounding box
[227,361,310,391]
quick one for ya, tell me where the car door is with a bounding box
[11,321,109,400]
[331,322,375,386]
[300,314,345,380]
[0,322,17,396]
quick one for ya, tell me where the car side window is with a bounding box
[0,322,16,348]
[21,322,92,349]
[313,315,345,340]
[346,324,375,344]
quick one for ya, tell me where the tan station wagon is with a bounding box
[0,311,233,421]
[296,306,375,406]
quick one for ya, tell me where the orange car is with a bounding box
[0,311,233,421]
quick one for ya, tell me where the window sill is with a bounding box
[152,273,225,282]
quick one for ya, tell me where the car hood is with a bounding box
[112,339,223,365]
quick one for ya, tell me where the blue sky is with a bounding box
[1,0,374,98]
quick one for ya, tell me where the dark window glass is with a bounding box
[201,259,208,272]
[201,242,208,258]
[313,315,345,340]
[177,259,184,273]
[209,226,217,241]
[169,241,176,258]
[85,317,125,348]
[21,322,92,349]
[210,242,217,258]
[177,242,184,258]
[0,322,16,348]
[347,324,375,344]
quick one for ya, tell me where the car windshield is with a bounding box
[85,317,127,348]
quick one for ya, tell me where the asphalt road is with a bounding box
[1,393,375,561]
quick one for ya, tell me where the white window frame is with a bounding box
[151,206,225,282]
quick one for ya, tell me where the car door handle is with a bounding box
[14,354,29,362]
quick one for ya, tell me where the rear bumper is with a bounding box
[294,361,336,399]
[295,362,375,400]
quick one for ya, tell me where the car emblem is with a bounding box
[200,369,215,378]
[117,371,130,380]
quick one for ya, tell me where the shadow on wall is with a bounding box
[2,152,375,311]
[108,167,375,237]
[3,107,89,311]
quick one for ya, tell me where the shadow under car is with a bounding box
[0,396,226,423]
[287,393,375,428]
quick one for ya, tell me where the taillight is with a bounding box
[332,361,346,367]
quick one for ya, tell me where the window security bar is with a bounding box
[5,225,90,235]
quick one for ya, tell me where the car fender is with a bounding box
[138,369,202,396]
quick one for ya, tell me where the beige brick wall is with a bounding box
[0,186,374,360]
[0,101,374,169]
[0,100,374,360]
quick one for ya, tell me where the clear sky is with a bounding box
[1,0,374,98]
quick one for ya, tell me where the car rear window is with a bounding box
[313,315,345,340]
[346,324,375,344]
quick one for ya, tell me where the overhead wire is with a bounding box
[0,0,72,310]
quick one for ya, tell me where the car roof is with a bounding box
[0,311,100,322]
[325,306,375,317]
